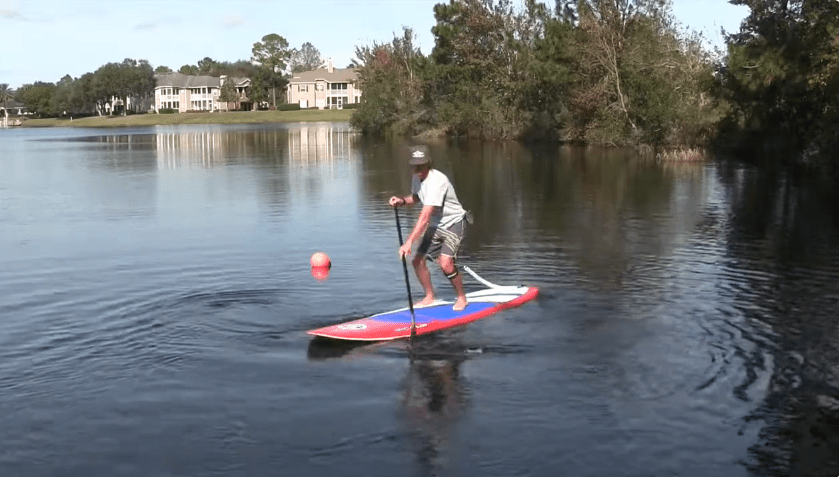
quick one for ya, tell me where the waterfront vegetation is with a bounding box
[349,0,839,171]
[351,0,723,146]
[19,109,353,128]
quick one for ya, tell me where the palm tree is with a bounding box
[0,83,15,108]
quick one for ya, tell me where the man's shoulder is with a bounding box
[427,169,450,184]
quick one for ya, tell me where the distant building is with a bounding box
[154,73,252,112]
[0,98,28,115]
[285,58,360,109]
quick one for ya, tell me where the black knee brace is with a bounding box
[444,267,459,280]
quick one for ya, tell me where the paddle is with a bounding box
[394,206,417,338]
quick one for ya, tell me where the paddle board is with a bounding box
[307,284,539,341]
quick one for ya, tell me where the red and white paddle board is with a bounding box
[307,284,539,341]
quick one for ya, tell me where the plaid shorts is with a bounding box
[416,219,466,260]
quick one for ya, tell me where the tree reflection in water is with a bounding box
[715,161,839,476]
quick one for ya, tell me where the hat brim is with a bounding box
[408,158,430,166]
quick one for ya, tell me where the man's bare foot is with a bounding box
[415,296,436,308]
[452,298,468,311]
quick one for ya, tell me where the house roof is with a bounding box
[288,67,358,84]
[1,98,25,109]
[227,77,250,87]
[155,72,220,88]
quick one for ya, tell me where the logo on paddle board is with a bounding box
[337,323,367,331]
[395,323,428,332]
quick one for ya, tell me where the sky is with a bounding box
[0,0,750,89]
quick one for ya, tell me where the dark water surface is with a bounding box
[1,123,838,476]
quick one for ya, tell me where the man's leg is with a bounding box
[439,254,467,311]
[412,254,435,306]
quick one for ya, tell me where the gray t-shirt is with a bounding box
[411,169,466,230]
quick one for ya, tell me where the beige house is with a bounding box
[154,72,252,112]
[286,59,361,109]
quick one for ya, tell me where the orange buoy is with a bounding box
[311,265,330,282]
[310,252,331,268]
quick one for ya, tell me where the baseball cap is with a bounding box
[408,145,430,166]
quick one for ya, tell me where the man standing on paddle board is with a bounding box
[389,145,470,311]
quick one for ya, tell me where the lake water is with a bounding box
[1,123,838,476]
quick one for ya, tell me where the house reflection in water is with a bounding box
[155,130,229,169]
[153,124,357,169]
[287,124,356,164]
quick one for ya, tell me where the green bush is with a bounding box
[341,103,359,110]
[159,108,176,114]
[277,103,301,111]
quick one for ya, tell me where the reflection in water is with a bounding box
[154,123,358,169]
[306,336,471,476]
[399,339,470,476]
[715,163,839,476]
[156,130,229,169]
[288,123,356,164]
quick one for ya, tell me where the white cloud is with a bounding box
[0,0,23,20]
[219,14,244,29]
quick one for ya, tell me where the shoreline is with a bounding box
[16,109,354,128]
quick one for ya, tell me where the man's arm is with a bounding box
[407,205,436,243]
[398,204,437,258]
[388,194,419,207]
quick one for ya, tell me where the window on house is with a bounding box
[299,85,307,92]
[316,84,324,91]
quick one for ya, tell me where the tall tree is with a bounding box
[16,82,56,116]
[350,27,427,135]
[213,60,257,78]
[70,73,97,115]
[553,0,719,145]
[251,33,291,108]
[290,42,323,73]
[197,57,216,74]
[722,0,839,164]
[178,64,199,75]
[219,77,238,109]
[155,65,173,74]
[91,59,155,116]
[131,60,156,113]
[525,2,576,138]
[51,74,74,115]
[0,83,15,108]
[429,0,532,138]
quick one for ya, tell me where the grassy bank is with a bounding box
[20,109,354,128]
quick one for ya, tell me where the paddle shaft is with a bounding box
[394,206,417,336]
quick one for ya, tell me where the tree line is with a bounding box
[350,0,839,169]
[720,0,839,170]
[351,0,719,147]
[5,38,324,117]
